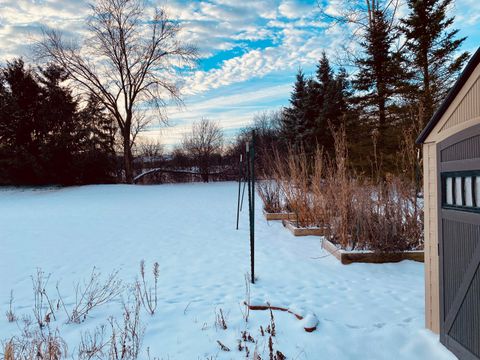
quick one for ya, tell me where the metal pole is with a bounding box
[249,132,255,284]
[236,154,243,230]
[240,162,247,212]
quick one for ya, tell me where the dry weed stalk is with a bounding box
[242,273,251,322]
[5,290,16,323]
[216,340,230,352]
[215,308,227,330]
[323,125,355,248]
[78,325,109,360]
[257,180,282,213]
[271,147,315,227]
[136,260,159,315]
[109,296,144,360]
[2,322,67,360]
[32,269,57,329]
[310,147,327,227]
[57,267,123,324]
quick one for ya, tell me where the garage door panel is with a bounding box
[440,134,480,162]
[438,125,480,360]
[450,268,480,358]
[442,219,479,320]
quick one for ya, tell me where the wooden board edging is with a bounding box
[281,220,327,236]
[322,239,425,264]
[263,211,296,221]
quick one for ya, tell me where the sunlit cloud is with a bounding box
[0,0,478,149]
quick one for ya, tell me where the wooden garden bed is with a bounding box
[322,238,424,265]
[263,211,296,221]
[282,220,328,236]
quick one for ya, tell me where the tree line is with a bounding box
[0,0,471,185]
[247,0,469,180]
[0,60,117,185]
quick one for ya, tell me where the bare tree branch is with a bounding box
[35,0,198,183]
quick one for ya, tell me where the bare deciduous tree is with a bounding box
[36,0,197,183]
[182,118,224,182]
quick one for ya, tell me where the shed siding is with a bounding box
[424,142,440,333]
[429,63,480,143]
[440,75,480,132]
[423,60,480,335]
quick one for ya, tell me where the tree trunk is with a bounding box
[123,133,134,184]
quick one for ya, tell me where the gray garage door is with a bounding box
[438,125,480,360]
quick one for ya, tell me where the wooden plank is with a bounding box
[263,212,296,221]
[321,239,424,265]
[282,220,327,236]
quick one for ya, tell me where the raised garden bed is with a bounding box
[322,238,424,265]
[263,211,296,221]
[282,220,328,236]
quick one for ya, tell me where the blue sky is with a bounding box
[1,0,479,149]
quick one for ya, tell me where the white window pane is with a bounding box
[455,177,463,206]
[476,177,480,207]
[465,177,473,207]
[446,177,453,205]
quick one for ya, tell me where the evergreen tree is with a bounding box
[0,59,43,184]
[37,64,79,184]
[75,95,117,183]
[314,55,350,156]
[352,8,409,173]
[401,0,469,128]
[281,69,309,149]
[0,59,118,185]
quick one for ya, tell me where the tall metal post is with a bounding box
[240,160,247,212]
[236,154,243,230]
[249,131,255,284]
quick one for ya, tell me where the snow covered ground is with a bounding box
[0,183,455,359]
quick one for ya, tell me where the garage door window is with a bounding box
[442,171,480,212]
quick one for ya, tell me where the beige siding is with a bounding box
[440,75,480,132]
[428,63,480,143]
[423,142,440,333]
[423,60,480,335]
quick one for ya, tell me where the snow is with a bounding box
[0,182,455,359]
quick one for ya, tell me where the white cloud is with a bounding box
[278,0,315,19]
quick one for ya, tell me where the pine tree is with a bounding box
[352,7,409,173]
[315,55,350,156]
[281,69,309,149]
[0,59,43,184]
[75,95,117,183]
[38,64,79,184]
[401,0,469,128]
[353,8,407,131]
[0,60,118,185]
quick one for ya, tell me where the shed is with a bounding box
[417,47,480,360]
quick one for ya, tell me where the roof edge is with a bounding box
[416,47,480,144]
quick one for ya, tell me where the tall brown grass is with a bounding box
[259,124,424,252]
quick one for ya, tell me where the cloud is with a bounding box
[278,0,315,19]
[1,0,478,148]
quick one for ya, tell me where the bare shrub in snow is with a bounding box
[267,308,276,337]
[323,125,354,249]
[310,146,328,227]
[242,273,251,322]
[108,295,144,360]
[32,269,57,329]
[1,322,67,360]
[271,147,315,227]
[215,308,227,330]
[216,340,230,352]
[135,260,159,315]
[57,267,123,324]
[257,180,282,213]
[322,126,424,251]
[78,325,109,360]
[5,290,16,323]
